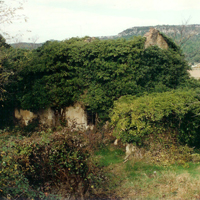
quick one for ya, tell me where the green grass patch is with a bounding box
[94,145,200,199]
[125,161,165,180]
[94,146,125,167]
[170,162,200,177]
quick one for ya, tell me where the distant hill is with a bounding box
[101,24,200,39]
[10,42,43,49]
[10,39,60,50]
[10,24,200,64]
[100,24,200,64]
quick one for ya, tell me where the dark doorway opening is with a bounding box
[87,111,96,126]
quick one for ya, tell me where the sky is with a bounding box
[3,0,200,43]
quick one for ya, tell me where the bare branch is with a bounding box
[0,0,27,103]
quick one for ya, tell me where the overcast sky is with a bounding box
[3,0,200,43]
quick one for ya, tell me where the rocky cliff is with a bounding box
[100,24,200,40]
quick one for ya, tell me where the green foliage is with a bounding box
[3,35,190,121]
[0,35,11,48]
[0,45,29,127]
[143,133,194,166]
[159,32,181,53]
[13,41,81,111]
[0,36,12,103]
[110,89,200,146]
[181,34,200,63]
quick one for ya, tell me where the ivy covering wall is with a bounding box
[3,35,191,121]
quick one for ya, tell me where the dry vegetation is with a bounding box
[91,133,200,200]
[111,160,200,200]
[2,127,200,199]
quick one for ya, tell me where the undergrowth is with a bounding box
[0,127,113,200]
[2,126,200,200]
[93,134,200,200]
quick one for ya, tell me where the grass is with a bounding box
[125,161,165,180]
[170,162,200,176]
[94,146,125,167]
[94,145,200,199]
[120,161,200,199]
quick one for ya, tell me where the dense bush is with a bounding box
[110,89,200,147]
[0,129,100,199]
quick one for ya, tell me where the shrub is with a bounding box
[0,129,100,199]
[110,89,200,147]
[143,133,194,166]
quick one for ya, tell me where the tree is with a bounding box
[162,19,200,63]
[169,19,197,48]
[0,35,11,102]
[0,0,27,38]
[0,0,26,103]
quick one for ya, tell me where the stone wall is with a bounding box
[15,103,94,130]
[38,108,56,127]
[15,109,37,126]
[15,108,56,127]
[63,103,88,130]
[144,28,169,50]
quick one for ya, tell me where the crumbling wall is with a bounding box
[38,108,56,127]
[15,103,94,130]
[144,28,169,49]
[188,64,200,79]
[14,108,55,127]
[15,109,37,126]
[64,103,89,130]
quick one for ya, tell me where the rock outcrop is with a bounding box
[144,28,169,49]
